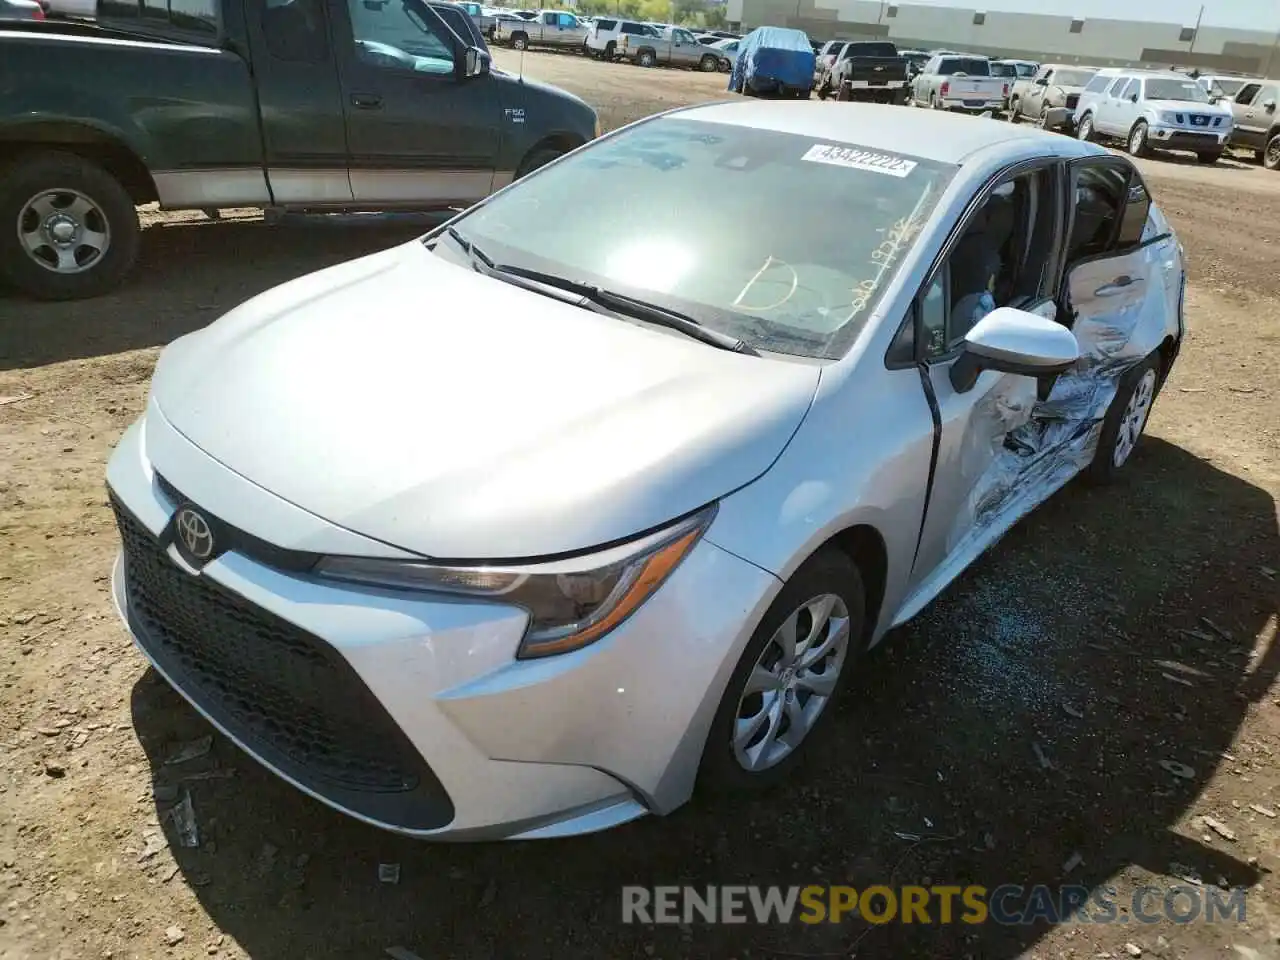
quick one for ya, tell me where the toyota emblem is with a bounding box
[175,507,215,562]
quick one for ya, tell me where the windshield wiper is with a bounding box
[443,228,758,356]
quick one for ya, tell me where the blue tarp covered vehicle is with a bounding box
[728,26,815,98]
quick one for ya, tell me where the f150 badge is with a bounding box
[504,107,526,124]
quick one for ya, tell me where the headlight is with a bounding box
[314,504,716,658]
[1160,112,1180,125]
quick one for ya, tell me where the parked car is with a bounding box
[1225,77,1280,169]
[709,36,740,72]
[1195,73,1256,101]
[1009,64,1097,130]
[910,54,1008,113]
[899,47,929,75]
[0,0,44,18]
[492,8,586,50]
[827,40,910,104]
[813,39,847,86]
[993,58,1037,80]
[616,23,721,71]
[585,16,657,60]
[728,26,815,98]
[105,102,1184,840]
[0,0,598,300]
[1074,69,1233,164]
[453,1,495,38]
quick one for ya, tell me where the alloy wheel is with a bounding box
[731,593,851,773]
[17,188,110,275]
[1112,368,1157,468]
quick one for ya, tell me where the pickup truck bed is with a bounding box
[0,2,596,300]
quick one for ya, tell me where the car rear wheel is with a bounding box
[637,49,656,67]
[1128,121,1150,157]
[1007,97,1020,122]
[603,40,615,59]
[1077,113,1095,142]
[0,150,140,301]
[699,549,865,792]
[1263,133,1280,170]
[510,32,528,50]
[1087,352,1162,483]
[699,53,717,72]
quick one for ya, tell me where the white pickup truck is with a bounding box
[909,54,1010,113]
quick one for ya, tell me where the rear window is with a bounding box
[594,17,615,29]
[620,21,651,34]
[1055,68,1095,87]
[990,62,1017,78]
[937,57,989,76]
[846,42,897,58]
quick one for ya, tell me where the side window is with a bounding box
[558,12,575,26]
[1105,77,1126,96]
[348,0,455,74]
[99,0,218,33]
[674,28,695,43]
[1120,78,1139,100]
[596,17,616,30]
[262,0,329,61]
[1067,163,1127,261]
[541,11,554,24]
[1117,174,1151,248]
[1083,75,1110,93]
[919,269,949,356]
[1263,86,1280,107]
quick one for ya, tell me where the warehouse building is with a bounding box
[724,0,1280,73]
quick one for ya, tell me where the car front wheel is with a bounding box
[1263,134,1280,170]
[1128,121,1150,157]
[1077,113,1095,141]
[1087,352,1162,483]
[699,549,865,792]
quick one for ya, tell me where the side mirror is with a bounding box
[463,46,490,78]
[949,307,1078,393]
[1034,77,1048,85]
[1129,93,1138,102]
[1264,99,1277,112]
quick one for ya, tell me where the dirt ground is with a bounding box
[2,48,1279,960]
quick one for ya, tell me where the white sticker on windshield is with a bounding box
[801,143,917,178]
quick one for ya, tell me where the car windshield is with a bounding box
[1212,77,1245,96]
[1056,68,1095,86]
[1014,62,1036,77]
[1145,77,1211,102]
[938,58,989,76]
[437,117,955,359]
[990,62,1016,77]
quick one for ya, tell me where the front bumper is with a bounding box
[1148,126,1228,150]
[942,98,1004,112]
[107,412,779,840]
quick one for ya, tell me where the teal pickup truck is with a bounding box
[0,0,599,300]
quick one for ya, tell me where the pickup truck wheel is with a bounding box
[515,145,567,180]
[1077,113,1095,142]
[637,49,656,67]
[1264,133,1280,170]
[698,53,718,72]
[1127,121,1150,157]
[0,151,139,301]
[1007,97,1020,122]
[603,40,615,60]
[836,81,851,102]
[510,32,528,50]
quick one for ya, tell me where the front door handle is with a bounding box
[351,93,383,109]
[1094,275,1138,296]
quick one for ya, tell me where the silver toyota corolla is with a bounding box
[107,102,1185,841]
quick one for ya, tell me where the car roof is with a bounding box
[669,101,1105,165]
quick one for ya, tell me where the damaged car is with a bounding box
[106,102,1185,841]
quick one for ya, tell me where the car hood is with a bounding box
[150,242,821,560]
[1146,98,1231,116]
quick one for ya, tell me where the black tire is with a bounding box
[510,32,528,50]
[603,40,615,60]
[699,548,866,793]
[0,150,140,301]
[1127,120,1150,158]
[1007,97,1021,122]
[1086,351,1162,484]
[1196,150,1222,165]
[698,53,717,72]
[1077,112,1096,142]
[514,145,568,180]
[1263,133,1280,170]
[637,48,656,68]
[836,81,851,102]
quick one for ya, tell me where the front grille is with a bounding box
[1171,131,1219,145]
[113,497,454,829]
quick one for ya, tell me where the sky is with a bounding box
[900,0,1279,31]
